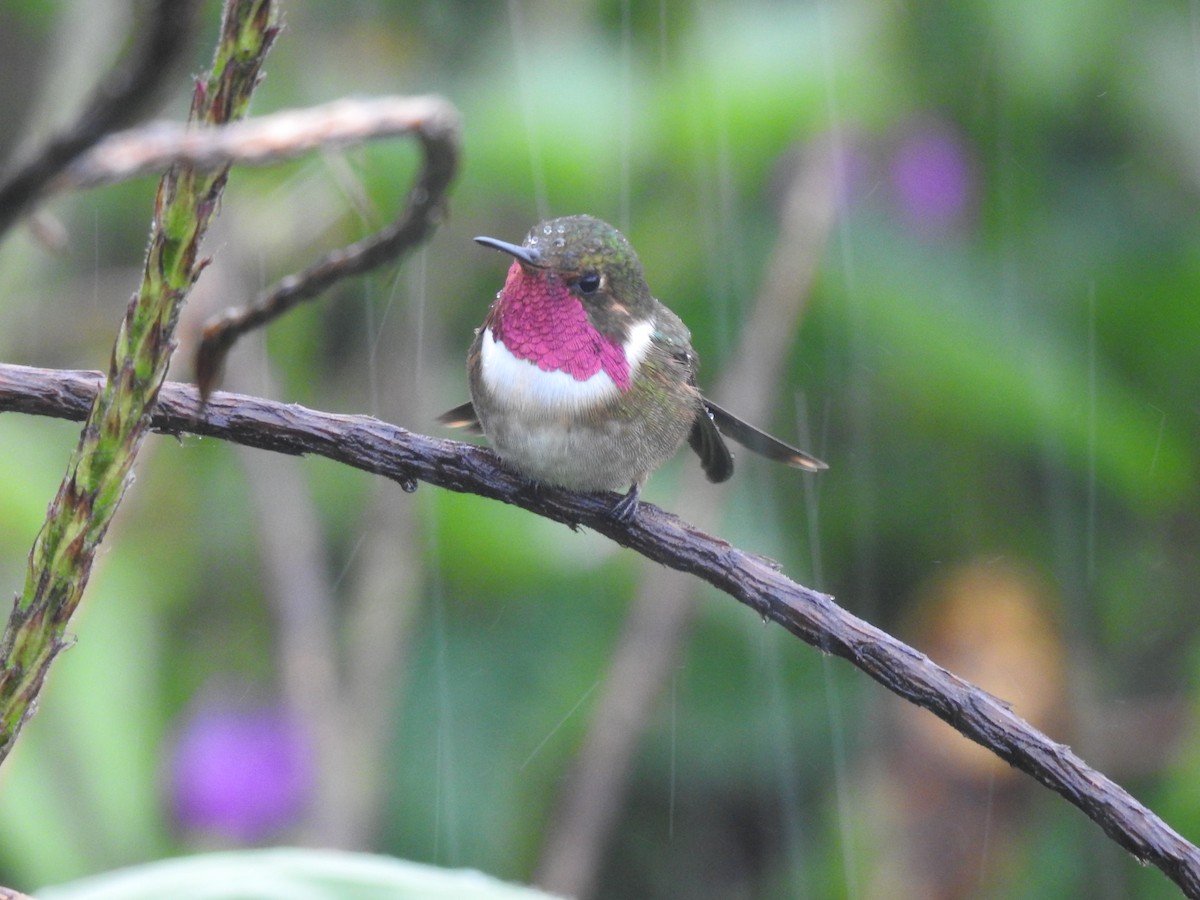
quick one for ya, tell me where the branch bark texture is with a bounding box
[2,361,1198,897]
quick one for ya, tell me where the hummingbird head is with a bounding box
[475,215,654,326]
[475,216,658,390]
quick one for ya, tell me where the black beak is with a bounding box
[474,235,541,267]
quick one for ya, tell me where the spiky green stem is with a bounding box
[0,0,278,766]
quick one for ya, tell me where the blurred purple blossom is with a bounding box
[169,699,313,842]
[890,117,977,234]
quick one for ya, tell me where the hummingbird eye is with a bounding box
[576,272,602,295]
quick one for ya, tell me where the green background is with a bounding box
[1,0,1198,897]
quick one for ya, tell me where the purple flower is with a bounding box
[890,117,977,234]
[169,699,313,842]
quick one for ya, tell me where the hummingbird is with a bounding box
[439,215,826,520]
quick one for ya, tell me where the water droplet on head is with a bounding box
[555,222,566,234]
[554,237,565,249]
[542,224,553,236]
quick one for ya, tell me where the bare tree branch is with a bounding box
[2,360,1199,897]
[0,0,201,238]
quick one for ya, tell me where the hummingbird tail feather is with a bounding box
[704,400,827,472]
[438,401,485,434]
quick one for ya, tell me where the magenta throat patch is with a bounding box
[491,261,632,390]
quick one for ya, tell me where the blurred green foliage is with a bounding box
[2,0,1199,897]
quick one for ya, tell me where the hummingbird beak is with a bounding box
[475,235,542,268]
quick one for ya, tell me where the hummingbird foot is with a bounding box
[610,482,642,523]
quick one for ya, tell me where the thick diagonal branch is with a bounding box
[1,361,1199,898]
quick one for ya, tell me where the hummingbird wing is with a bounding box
[648,309,735,484]
[688,407,735,483]
[703,399,827,472]
[437,401,485,434]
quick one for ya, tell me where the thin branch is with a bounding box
[2,361,1199,898]
[536,136,841,898]
[191,96,461,399]
[331,263,431,848]
[0,0,202,238]
[228,362,346,848]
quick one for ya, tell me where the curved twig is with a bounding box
[24,92,461,401]
[1,361,1199,898]
[53,96,459,191]
[0,0,201,238]
[191,96,461,399]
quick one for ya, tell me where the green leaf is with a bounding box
[38,848,564,900]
